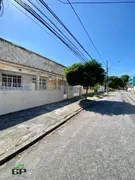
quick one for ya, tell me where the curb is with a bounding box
[0,101,95,166]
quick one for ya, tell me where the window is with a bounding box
[32,77,47,90]
[32,78,36,84]
[2,74,21,87]
[58,79,63,86]
[49,79,56,89]
[32,77,37,89]
[40,78,47,90]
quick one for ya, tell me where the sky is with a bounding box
[0,0,135,76]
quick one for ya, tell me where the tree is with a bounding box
[120,75,129,89]
[64,63,84,86]
[91,84,100,94]
[108,76,123,89]
[65,59,105,97]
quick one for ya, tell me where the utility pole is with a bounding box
[105,60,120,93]
[106,60,108,94]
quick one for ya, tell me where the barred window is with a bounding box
[40,78,47,90]
[32,78,36,84]
[2,74,21,87]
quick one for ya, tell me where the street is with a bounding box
[1,91,135,180]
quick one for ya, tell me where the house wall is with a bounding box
[98,86,105,92]
[0,62,65,115]
[0,67,65,115]
[0,62,64,89]
[0,70,35,84]
[67,86,74,99]
[0,88,63,115]
[82,87,94,95]
[0,39,69,115]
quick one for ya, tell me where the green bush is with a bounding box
[109,88,115,92]
[91,85,100,94]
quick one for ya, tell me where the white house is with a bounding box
[0,38,66,115]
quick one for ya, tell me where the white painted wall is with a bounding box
[73,86,80,97]
[67,86,74,99]
[98,86,105,92]
[0,70,35,84]
[0,89,63,115]
[82,87,94,95]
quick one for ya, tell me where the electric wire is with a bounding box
[14,0,89,62]
[39,0,93,59]
[58,0,135,5]
[63,0,106,65]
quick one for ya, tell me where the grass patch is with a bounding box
[80,98,92,102]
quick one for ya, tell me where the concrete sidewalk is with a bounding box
[0,95,102,165]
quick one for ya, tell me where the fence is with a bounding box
[0,88,64,115]
[0,84,82,115]
[0,83,31,91]
[0,82,62,91]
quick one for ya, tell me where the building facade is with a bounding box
[0,38,66,115]
[128,76,135,87]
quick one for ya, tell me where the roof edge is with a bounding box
[0,59,64,77]
[0,38,66,68]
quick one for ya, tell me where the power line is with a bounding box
[39,0,93,60]
[15,0,86,62]
[9,1,70,50]
[15,0,92,62]
[10,1,88,61]
[14,0,89,62]
[58,0,135,5]
[65,0,106,65]
[27,0,88,61]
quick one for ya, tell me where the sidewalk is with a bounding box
[0,94,102,165]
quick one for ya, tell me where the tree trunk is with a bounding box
[85,86,88,99]
[94,89,97,95]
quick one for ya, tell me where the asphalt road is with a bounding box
[1,91,135,180]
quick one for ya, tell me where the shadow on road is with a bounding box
[79,99,135,116]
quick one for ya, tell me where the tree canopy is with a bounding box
[65,59,105,95]
[120,75,129,89]
[65,63,84,86]
[108,74,129,89]
[108,76,122,89]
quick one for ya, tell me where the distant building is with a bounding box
[128,76,135,87]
